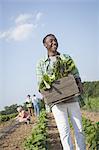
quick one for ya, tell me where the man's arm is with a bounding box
[75,77,83,94]
[36,60,44,91]
[63,54,83,94]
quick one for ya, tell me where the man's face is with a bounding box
[44,35,58,53]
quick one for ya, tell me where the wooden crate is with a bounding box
[40,74,80,106]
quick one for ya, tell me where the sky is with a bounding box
[0,0,99,110]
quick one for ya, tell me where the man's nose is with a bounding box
[52,40,56,45]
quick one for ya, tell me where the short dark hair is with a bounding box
[27,94,30,97]
[43,34,56,44]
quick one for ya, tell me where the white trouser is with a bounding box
[52,101,86,150]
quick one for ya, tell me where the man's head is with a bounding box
[27,94,30,98]
[43,34,58,56]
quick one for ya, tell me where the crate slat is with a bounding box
[41,74,80,106]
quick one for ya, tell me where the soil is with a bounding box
[0,111,99,150]
[47,113,62,150]
[0,117,37,150]
[81,110,99,123]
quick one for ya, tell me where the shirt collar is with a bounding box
[44,51,60,62]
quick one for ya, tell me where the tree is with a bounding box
[0,104,18,115]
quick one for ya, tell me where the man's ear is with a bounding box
[44,43,47,48]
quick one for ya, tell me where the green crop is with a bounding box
[24,110,47,150]
[82,117,99,149]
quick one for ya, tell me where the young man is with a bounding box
[32,94,40,117]
[36,34,86,150]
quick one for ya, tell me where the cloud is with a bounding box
[0,31,10,39]
[10,24,37,41]
[15,14,33,24]
[35,12,43,22]
[0,24,36,41]
[0,12,43,41]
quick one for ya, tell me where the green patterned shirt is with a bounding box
[36,53,80,91]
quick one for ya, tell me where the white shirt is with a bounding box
[32,96,38,106]
[49,56,57,67]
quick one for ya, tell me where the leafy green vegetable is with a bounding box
[39,56,77,91]
[39,57,69,90]
[39,74,55,90]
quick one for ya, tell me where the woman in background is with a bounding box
[16,106,30,124]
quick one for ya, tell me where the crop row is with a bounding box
[0,113,18,122]
[82,117,99,150]
[24,109,47,150]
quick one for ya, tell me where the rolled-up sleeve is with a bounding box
[36,60,43,90]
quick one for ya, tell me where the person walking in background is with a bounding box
[32,94,40,117]
[16,106,30,124]
[26,94,34,117]
[36,34,86,150]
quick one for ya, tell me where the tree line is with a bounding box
[83,81,99,98]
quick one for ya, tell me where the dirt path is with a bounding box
[47,113,62,150]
